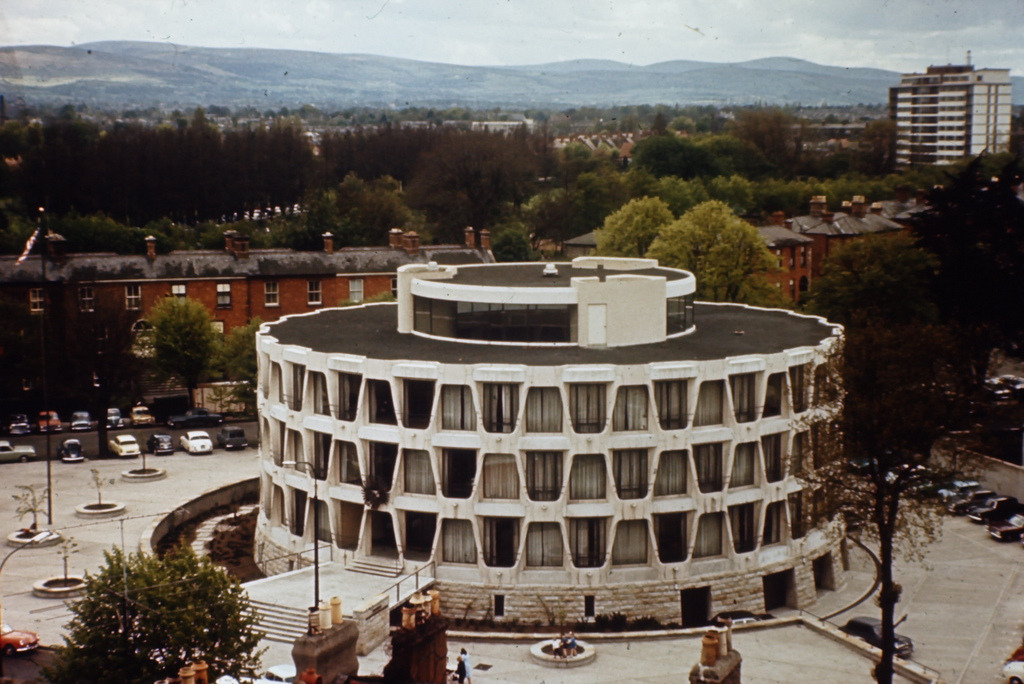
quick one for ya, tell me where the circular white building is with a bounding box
[255,257,843,626]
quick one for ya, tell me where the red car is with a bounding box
[1,622,40,656]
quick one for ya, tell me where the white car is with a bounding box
[214,663,295,684]
[1005,658,1024,684]
[180,430,213,455]
[108,434,141,458]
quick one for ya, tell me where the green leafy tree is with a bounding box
[214,318,262,417]
[46,547,263,684]
[631,135,721,179]
[147,297,218,407]
[595,196,674,258]
[647,200,782,305]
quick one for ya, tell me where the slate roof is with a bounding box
[0,245,492,284]
[758,225,813,248]
[789,212,904,237]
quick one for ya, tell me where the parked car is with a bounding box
[1005,657,1024,684]
[256,664,296,684]
[180,430,214,455]
[36,410,62,433]
[839,616,913,658]
[5,413,31,435]
[989,513,1024,541]
[58,438,85,463]
[108,434,141,458]
[1,622,40,656]
[967,496,1020,524]
[167,407,224,429]
[935,479,981,503]
[146,433,175,455]
[106,407,130,429]
[69,411,95,432]
[216,426,248,450]
[0,440,38,463]
[130,405,156,426]
[948,489,998,515]
[712,610,774,626]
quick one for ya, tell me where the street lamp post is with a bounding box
[282,460,321,623]
[0,530,59,676]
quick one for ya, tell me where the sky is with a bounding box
[2,0,1023,75]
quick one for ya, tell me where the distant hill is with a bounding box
[0,41,1021,109]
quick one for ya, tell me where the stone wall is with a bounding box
[353,593,391,656]
[143,477,259,554]
[255,528,315,577]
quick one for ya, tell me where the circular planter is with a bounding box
[32,575,87,599]
[5,529,64,548]
[75,501,127,518]
[529,640,596,668]
[122,468,167,482]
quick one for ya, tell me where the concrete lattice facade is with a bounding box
[255,257,844,624]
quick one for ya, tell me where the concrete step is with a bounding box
[251,599,308,643]
[348,557,403,578]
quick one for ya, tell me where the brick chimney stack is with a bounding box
[840,200,852,214]
[851,195,867,218]
[809,195,827,217]
[46,233,67,265]
[870,202,884,215]
[464,226,476,248]
[145,235,157,261]
[389,228,403,249]
[234,234,250,259]
[403,231,420,256]
[479,229,491,251]
[769,211,786,227]
[224,230,236,253]
[323,232,335,255]
[821,211,835,224]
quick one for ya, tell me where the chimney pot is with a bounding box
[464,226,476,248]
[389,228,403,249]
[322,232,334,255]
[870,202,884,214]
[145,235,157,261]
[809,195,828,217]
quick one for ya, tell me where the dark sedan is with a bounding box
[146,433,175,455]
[5,413,31,436]
[989,513,1024,541]
[840,617,913,658]
[967,496,1020,524]
[948,490,998,515]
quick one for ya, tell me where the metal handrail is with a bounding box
[383,560,437,605]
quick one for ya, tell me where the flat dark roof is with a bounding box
[440,263,691,288]
[265,303,838,365]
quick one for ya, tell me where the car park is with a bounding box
[216,426,248,450]
[948,489,998,515]
[146,433,175,455]
[108,434,141,458]
[58,438,86,463]
[130,405,156,426]
[180,430,214,455]
[839,616,913,658]
[1,622,40,656]
[70,411,95,431]
[0,440,38,463]
[36,410,62,433]
[5,413,31,435]
[967,496,1020,524]
[167,407,224,429]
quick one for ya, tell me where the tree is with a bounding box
[214,318,262,418]
[631,135,721,179]
[147,297,218,407]
[13,484,48,531]
[595,196,674,258]
[46,547,263,684]
[647,200,783,305]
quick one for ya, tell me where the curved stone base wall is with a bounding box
[436,536,845,625]
[255,523,316,577]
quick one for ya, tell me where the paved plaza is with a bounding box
[0,449,1020,682]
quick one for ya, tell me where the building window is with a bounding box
[264,281,280,307]
[694,513,724,558]
[402,379,435,429]
[312,432,330,480]
[482,383,518,433]
[694,443,723,493]
[526,451,562,501]
[654,380,688,430]
[287,364,305,411]
[763,372,785,417]
[729,503,756,553]
[403,449,435,495]
[440,385,476,430]
[569,454,606,500]
[367,379,396,424]
[78,286,95,312]
[763,501,786,545]
[336,372,362,422]
[612,520,649,565]
[337,441,361,484]
[791,431,809,476]
[789,365,809,413]
[569,518,606,568]
[525,387,562,432]
[216,282,232,308]
[789,493,806,539]
[211,321,224,334]
[307,280,322,306]
[170,284,186,299]
[569,383,606,434]
[612,385,649,431]
[290,489,307,537]
[612,449,648,499]
[654,512,687,563]
[482,453,519,499]
[349,278,364,303]
[29,288,44,313]
[729,373,757,423]
[494,595,505,618]
[654,450,687,496]
[441,519,477,564]
[730,443,756,488]
[309,371,329,415]
[584,595,596,618]
[390,277,398,297]
[442,449,476,499]
[368,442,398,491]
[526,522,563,567]
[125,284,141,310]
[694,380,724,426]
[483,517,519,567]
[763,433,784,482]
